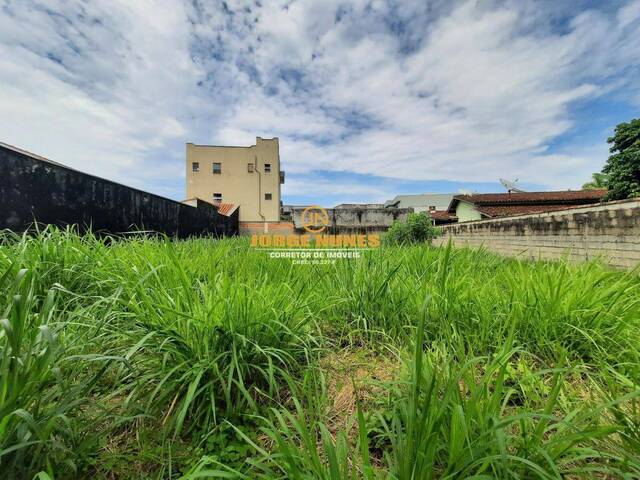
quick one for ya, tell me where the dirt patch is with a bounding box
[320,348,402,436]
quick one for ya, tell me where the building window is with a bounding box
[265,193,272,200]
[248,163,254,173]
[212,163,221,174]
[192,162,199,172]
[213,193,222,203]
[264,163,271,173]
[429,205,436,211]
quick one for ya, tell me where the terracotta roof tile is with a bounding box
[429,210,457,220]
[475,204,581,217]
[453,190,606,205]
[215,202,238,216]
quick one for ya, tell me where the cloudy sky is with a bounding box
[1,0,639,206]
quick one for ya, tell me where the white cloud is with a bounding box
[195,0,640,190]
[285,176,394,199]
[0,0,639,199]
[0,0,204,187]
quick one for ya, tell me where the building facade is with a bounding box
[385,193,457,224]
[291,206,414,233]
[385,193,454,212]
[185,137,284,222]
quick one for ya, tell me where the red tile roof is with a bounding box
[448,190,606,218]
[215,202,238,216]
[474,204,583,217]
[452,190,606,206]
[429,210,457,221]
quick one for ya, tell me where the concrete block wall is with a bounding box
[0,143,238,238]
[435,199,640,268]
[291,207,413,233]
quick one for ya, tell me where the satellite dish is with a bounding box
[500,178,525,193]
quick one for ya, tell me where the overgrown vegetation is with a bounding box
[584,117,640,200]
[1,228,639,479]
[385,212,440,245]
[603,118,640,200]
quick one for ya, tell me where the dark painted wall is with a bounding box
[0,144,238,238]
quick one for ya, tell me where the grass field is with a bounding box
[1,228,639,479]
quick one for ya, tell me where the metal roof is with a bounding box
[385,193,454,210]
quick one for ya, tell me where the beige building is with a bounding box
[185,137,284,222]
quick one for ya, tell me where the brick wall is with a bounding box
[239,221,296,235]
[435,199,640,268]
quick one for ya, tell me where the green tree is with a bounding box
[582,172,608,190]
[602,119,640,200]
[385,212,440,245]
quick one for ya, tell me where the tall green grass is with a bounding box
[224,298,639,479]
[0,228,638,478]
[102,243,320,437]
[0,261,114,477]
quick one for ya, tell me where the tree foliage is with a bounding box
[602,119,640,200]
[385,212,440,245]
[582,172,608,190]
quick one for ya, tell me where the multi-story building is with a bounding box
[185,137,284,223]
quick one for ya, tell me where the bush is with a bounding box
[385,212,440,245]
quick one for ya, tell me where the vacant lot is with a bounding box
[1,229,639,479]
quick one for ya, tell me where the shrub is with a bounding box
[385,212,440,245]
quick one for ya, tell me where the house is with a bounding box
[385,193,457,224]
[385,193,453,212]
[185,137,285,223]
[447,190,607,222]
[428,210,459,225]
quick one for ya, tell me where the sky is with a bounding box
[1,0,639,207]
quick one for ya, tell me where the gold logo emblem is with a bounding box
[301,205,330,233]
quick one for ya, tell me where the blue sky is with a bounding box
[1,0,639,207]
